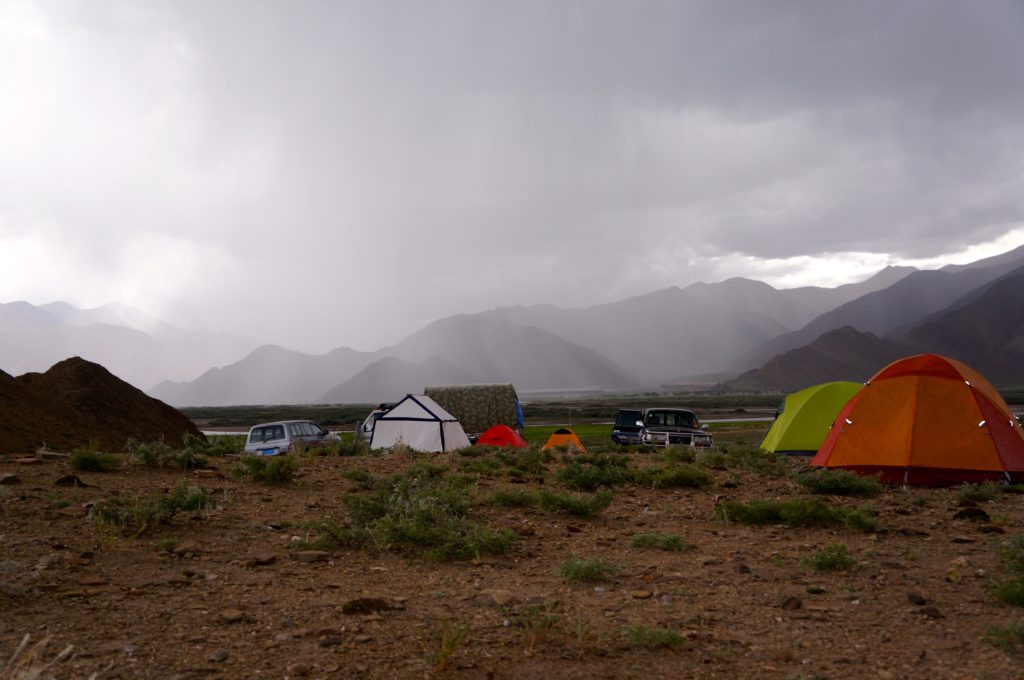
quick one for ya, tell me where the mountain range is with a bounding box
[4,244,1024,405]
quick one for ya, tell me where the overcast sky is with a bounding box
[2,1,1023,352]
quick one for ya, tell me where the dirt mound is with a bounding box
[0,357,201,455]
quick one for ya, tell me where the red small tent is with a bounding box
[476,424,528,448]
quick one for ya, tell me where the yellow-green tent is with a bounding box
[760,381,862,455]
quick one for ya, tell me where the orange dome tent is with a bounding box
[477,424,528,448]
[542,428,586,452]
[811,354,1024,485]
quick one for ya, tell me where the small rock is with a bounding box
[479,589,516,607]
[629,590,653,599]
[78,575,108,586]
[906,593,928,606]
[951,556,971,568]
[0,473,22,485]
[289,550,330,563]
[194,469,224,479]
[806,586,826,595]
[699,557,722,567]
[736,564,751,574]
[953,507,990,522]
[172,540,202,556]
[979,525,1006,534]
[781,596,802,611]
[919,605,944,619]
[514,525,535,537]
[245,552,277,568]
[53,474,89,487]
[220,609,245,624]
[951,535,976,544]
[286,663,311,676]
[11,457,42,465]
[342,597,389,615]
[207,649,228,663]
[354,635,373,643]
[318,636,342,648]
[880,560,908,570]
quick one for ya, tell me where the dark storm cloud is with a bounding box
[2,0,1023,350]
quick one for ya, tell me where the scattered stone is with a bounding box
[951,535,976,544]
[220,609,245,624]
[53,474,90,487]
[736,564,751,574]
[919,605,944,619]
[514,525,535,537]
[245,552,277,568]
[906,593,928,606]
[342,597,389,615]
[780,596,802,611]
[979,525,1006,534]
[78,575,108,586]
[950,556,971,568]
[56,506,87,518]
[286,663,311,677]
[629,590,653,599]
[880,560,908,571]
[11,458,43,465]
[0,473,22,485]
[318,636,342,648]
[172,540,203,556]
[289,550,330,563]
[699,557,723,567]
[479,589,516,607]
[806,586,826,595]
[953,507,990,522]
[354,635,373,643]
[207,649,229,663]
[193,469,224,479]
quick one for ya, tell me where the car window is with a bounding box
[614,412,641,428]
[249,428,265,444]
[267,425,285,441]
[289,423,301,437]
[646,412,665,427]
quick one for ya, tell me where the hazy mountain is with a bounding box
[892,270,1024,384]
[734,246,1024,371]
[319,356,475,404]
[156,316,634,405]
[476,267,914,382]
[0,300,255,388]
[383,316,635,390]
[721,326,909,392]
[149,344,377,406]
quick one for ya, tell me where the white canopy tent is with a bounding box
[369,394,471,452]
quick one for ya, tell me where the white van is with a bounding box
[244,420,338,456]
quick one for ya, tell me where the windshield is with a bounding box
[645,411,697,428]
[614,411,642,428]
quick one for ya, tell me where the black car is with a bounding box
[611,409,644,445]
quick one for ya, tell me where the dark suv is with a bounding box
[611,409,644,445]
[639,408,714,448]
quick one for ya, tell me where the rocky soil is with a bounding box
[2,435,1023,679]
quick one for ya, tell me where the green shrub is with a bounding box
[489,489,538,507]
[90,482,214,537]
[625,625,683,649]
[560,557,616,583]
[796,469,883,497]
[633,464,713,489]
[999,535,1024,575]
[714,498,877,532]
[294,519,359,550]
[458,458,504,476]
[630,532,688,552]
[537,490,613,517]
[958,482,1003,504]
[695,450,727,469]
[497,447,551,480]
[69,448,120,472]
[802,543,856,571]
[235,455,300,483]
[340,469,379,489]
[556,453,632,490]
[994,579,1024,607]
[662,447,696,464]
[721,445,789,477]
[340,466,513,561]
[984,623,1024,655]
[126,439,207,470]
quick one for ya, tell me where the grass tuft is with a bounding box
[630,532,688,552]
[625,625,683,649]
[556,453,632,490]
[958,482,1003,504]
[633,464,713,489]
[796,469,883,497]
[68,448,120,472]
[234,454,300,483]
[985,623,1024,656]
[489,488,538,508]
[90,481,215,537]
[714,498,877,532]
[537,490,613,517]
[802,543,857,571]
[560,557,617,583]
